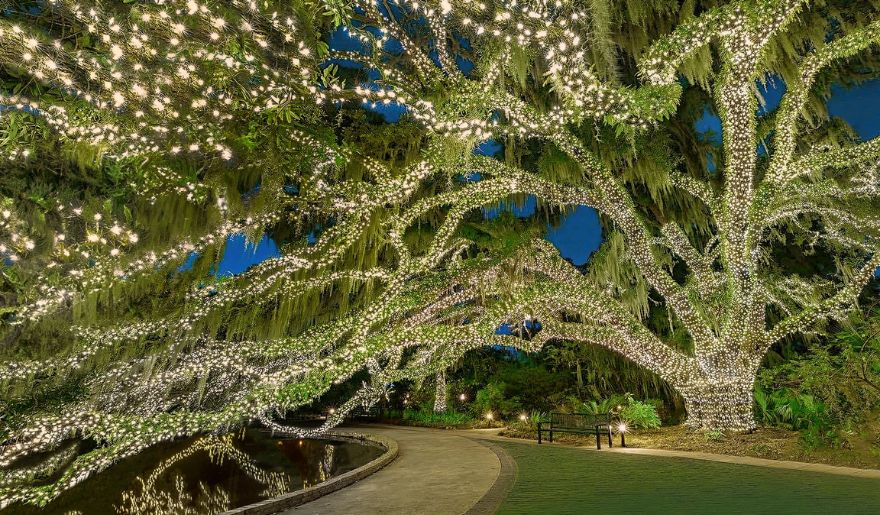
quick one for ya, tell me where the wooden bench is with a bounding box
[537,412,614,449]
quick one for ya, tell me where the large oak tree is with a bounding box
[2,0,880,507]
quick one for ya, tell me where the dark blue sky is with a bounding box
[178,233,280,275]
[828,80,880,140]
[214,234,281,275]
[697,78,880,145]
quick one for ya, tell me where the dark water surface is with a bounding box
[10,429,383,515]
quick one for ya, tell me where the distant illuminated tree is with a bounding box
[433,371,447,412]
[2,0,880,507]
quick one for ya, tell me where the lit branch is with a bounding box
[769,18,880,185]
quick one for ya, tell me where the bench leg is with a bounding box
[549,430,553,443]
[596,429,601,450]
[537,424,542,444]
[608,427,613,448]
[621,431,626,448]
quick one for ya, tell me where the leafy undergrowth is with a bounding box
[500,421,880,470]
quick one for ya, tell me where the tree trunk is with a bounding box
[433,371,447,413]
[677,377,756,431]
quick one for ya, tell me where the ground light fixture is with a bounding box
[485,412,494,421]
[617,422,629,448]
[519,413,528,421]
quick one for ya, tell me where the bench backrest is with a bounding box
[549,412,610,429]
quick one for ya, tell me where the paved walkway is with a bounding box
[285,426,502,515]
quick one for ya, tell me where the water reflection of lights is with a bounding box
[116,435,291,515]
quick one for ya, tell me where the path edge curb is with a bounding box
[221,431,399,515]
[464,439,518,515]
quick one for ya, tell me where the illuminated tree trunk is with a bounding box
[433,371,447,413]
[675,353,759,431]
[679,380,755,431]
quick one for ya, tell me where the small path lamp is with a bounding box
[616,422,628,448]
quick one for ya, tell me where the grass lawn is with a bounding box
[492,439,880,514]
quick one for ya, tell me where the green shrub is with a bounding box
[530,411,549,424]
[704,429,724,442]
[754,387,827,431]
[473,381,505,416]
[755,310,880,448]
[579,394,660,429]
[401,409,473,426]
[580,394,628,416]
[619,396,662,429]
[472,381,524,417]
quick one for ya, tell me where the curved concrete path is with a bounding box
[284,426,503,515]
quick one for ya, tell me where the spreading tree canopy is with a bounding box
[2,0,880,507]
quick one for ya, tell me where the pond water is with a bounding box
[12,429,383,515]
